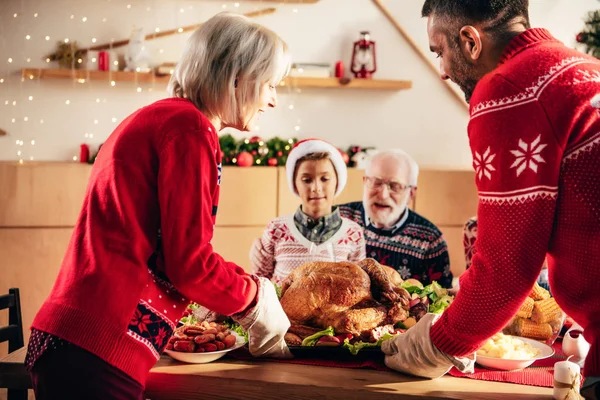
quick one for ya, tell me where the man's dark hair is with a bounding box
[422,0,530,39]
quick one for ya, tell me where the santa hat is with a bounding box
[285,138,347,197]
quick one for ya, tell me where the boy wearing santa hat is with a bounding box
[250,139,366,283]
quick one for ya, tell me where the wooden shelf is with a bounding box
[21,68,412,91]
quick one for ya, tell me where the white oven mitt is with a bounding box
[381,313,475,379]
[232,276,293,359]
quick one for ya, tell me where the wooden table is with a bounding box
[2,347,553,399]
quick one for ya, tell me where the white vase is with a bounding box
[562,323,591,367]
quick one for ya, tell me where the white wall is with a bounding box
[0,0,597,167]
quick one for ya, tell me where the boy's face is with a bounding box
[294,158,337,219]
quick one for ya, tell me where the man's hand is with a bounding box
[232,276,293,359]
[382,313,475,379]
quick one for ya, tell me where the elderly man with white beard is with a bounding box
[339,150,453,288]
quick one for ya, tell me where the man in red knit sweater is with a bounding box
[382,1,600,396]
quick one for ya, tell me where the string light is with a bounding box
[24,117,28,121]
[12,101,16,105]
[94,119,99,124]
[82,17,87,22]
[17,151,22,156]
[31,140,35,145]
[13,13,17,18]
[8,58,13,63]
[70,15,74,19]
[110,81,116,86]
[92,38,97,43]
[45,36,50,41]
[178,28,183,33]
[26,58,31,63]
[73,156,78,161]
[155,28,160,33]
[65,100,70,105]
[19,159,24,164]
[40,119,44,124]
[30,157,34,161]
[102,18,107,22]
[11,118,15,123]
[295,126,301,132]
[0,79,4,83]
[288,105,294,110]
[64,38,70,43]
[234,3,240,7]
[111,117,117,122]
[46,58,50,63]
[34,13,38,17]
[180,8,184,13]
[293,8,298,13]
[96,98,100,103]
[137,87,142,92]
[25,35,31,40]
[222,4,227,8]
[126,4,131,9]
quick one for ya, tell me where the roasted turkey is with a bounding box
[280,258,411,339]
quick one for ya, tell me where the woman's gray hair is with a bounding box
[168,12,289,127]
[365,149,420,186]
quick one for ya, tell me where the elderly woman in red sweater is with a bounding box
[26,12,291,399]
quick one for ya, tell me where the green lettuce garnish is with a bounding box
[273,282,282,300]
[223,320,249,343]
[301,326,335,346]
[342,332,397,355]
[400,281,453,314]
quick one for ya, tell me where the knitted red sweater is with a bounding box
[31,98,257,385]
[430,29,600,377]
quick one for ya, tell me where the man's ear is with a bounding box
[459,26,482,61]
[409,187,417,202]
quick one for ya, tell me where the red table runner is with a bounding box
[229,341,570,388]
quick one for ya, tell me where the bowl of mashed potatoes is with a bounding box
[476,333,554,370]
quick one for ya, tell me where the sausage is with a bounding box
[193,334,216,344]
[173,340,195,352]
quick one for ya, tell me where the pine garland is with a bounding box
[577,9,600,59]
[219,134,297,166]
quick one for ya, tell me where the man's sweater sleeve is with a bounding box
[158,129,257,316]
[430,75,563,356]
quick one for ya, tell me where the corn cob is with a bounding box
[513,317,554,340]
[529,282,550,301]
[548,316,564,334]
[516,296,535,318]
[531,297,563,324]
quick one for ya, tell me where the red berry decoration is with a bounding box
[249,136,262,144]
[268,157,278,166]
[236,151,254,167]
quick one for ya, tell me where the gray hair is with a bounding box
[168,12,290,127]
[365,149,419,186]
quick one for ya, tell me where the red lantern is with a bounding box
[351,31,376,79]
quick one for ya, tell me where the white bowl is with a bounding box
[165,332,246,364]
[476,336,555,371]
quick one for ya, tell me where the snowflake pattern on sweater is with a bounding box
[430,29,600,378]
[339,202,452,288]
[250,215,366,284]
